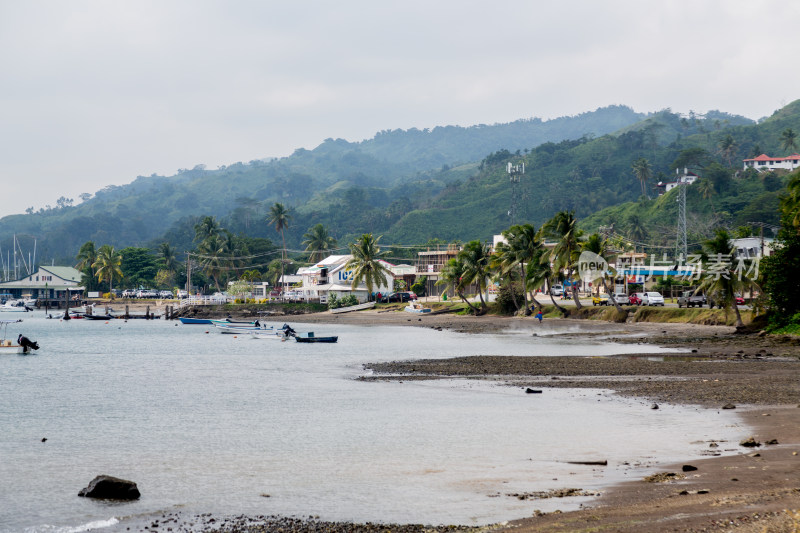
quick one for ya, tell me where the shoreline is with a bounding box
[111,308,800,532]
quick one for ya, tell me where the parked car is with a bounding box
[122,289,136,298]
[177,290,189,299]
[678,290,706,308]
[642,292,665,306]
[549,284,564,296]
[629,293,643,305]
[591,293,610,306]
[613,293,630,305]
[735,294,745,305]
[380,291,415,303]
[159,290,173,299]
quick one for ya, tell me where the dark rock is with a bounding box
[722,403,736,409]
[682,464,698,472]
[765,439,779,445]
[650,403,659,410]
[525,388,543,394]
[739,437,761,448]
[41,437,47,442]
[78,475,141,500]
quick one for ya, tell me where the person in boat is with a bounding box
[18,334,39,352]
[281,323,296,337]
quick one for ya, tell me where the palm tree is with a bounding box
[268,203,291,297]
[716,134,738,167]
[783,173,800,229]
[195,233,228,292]
[581,233,623,313]
[458,240,492,314]
[158,242,180,275]
[527,247,567,316]
[625,213,648,249]
[345,234,391,301]
[436,257,481,314]
[494,224,540,315]
[698,229,758,328]
[75,241,98,290]
[268,203,291,261]
[193,215,220,243]
[780,128,798,154]
[632,158,652,199]
[302,224,337,263]
[542,211,585,310]
[92,245,123,294]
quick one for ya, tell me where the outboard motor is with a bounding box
[281,324,296,337]
[18,334,39,353]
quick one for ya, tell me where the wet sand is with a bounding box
[120,308,800,532]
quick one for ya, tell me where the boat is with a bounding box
[329,301,376,314]
[214,323,274,334]
[211,318,258,326]
[293,332,338,343]
[179,317,213,325]
[404,302,432,313]
[83,314,115,320]
[0,319,26,353]
[0,301,31,313]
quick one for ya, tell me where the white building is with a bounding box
[658,168,698,194]
[298,254,393,303]
[742,154,800,172]
[731,237,774,258]
[0,266,83,305]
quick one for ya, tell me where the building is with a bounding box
[0,266,83,307]
[742,154,800,172]
[731,237,774,258]
[414,244,461,297]
[297,255,392,303]
[656,168,698,194]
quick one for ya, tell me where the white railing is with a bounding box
[179,295,233,307]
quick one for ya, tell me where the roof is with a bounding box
[743,153,800,162]
[39,266,82,282]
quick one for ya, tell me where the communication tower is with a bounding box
[675,169,688,261]
[507,161,525,225]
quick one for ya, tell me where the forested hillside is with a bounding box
[0,105,649,263]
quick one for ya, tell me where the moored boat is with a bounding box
[293,332,338,343]
[404,302,432,313]
[0,319,26,353]
[179,317,213,325]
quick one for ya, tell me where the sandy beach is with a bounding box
[117,305,800,531]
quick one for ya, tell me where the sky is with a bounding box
[1,0,798,217]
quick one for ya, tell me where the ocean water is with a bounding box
[0,314,745,532]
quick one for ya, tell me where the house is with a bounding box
[731,237,774,258]
[414,244,461,297]
[298,254,392,303]
[0,266,83,307]
[656,168,698,194]
[743,154,800,172]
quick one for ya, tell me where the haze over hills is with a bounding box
[0,101,787,266]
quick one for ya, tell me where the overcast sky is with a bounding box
[1,0,797,217]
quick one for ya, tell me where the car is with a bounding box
[642,292,665,306]
[549,284,564,296]
[613,293,630,305]
[678,290,706,308]
[177,290,189,299]
[122,289,136,298]
[629,293,643,305]
[159,290,173,299]
[380,291,415,303]
[735,294,745,305]
[591,293,610,306]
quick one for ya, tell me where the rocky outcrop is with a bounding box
[78,475,140,500]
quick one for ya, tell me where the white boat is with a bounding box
[0,301,30,313]
[404,302,432,314]
[214,323,274,334]
[0,319,25,353]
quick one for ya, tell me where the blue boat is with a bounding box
[179,317,213,325]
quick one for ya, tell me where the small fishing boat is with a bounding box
[215,323,274,334]
[0,320,27,354]
[404,302,431,314]
[83,314,115,320]
[0,301,30,313]
[179,317,213,325]
[211,318,258,326]
[293,332,338,343]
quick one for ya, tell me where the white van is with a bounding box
[550,284,564,296]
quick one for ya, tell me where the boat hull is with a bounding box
[179,317,213,325]
[294,336,338,343]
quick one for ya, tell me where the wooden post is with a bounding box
[125,305,130,319]
[86,304,92,316]
[146,305,150,319]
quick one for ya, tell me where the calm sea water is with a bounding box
[0,314,745,532]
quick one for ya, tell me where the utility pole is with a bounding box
[186,253,192,295]
[507,161,524,226]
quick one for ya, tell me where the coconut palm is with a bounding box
[345,234,391,301]
[716,135,738,167]
[436,257,481,314]
[581,233,624,313]
[268,203,291,261]
[632,158,652,199]
[75,241,98,290]
[542,211,585,310]
[158,242,180,275]
[92,245,123,294]
[698,229,758,328]
[193,216,221,242]
[302,224,337,263]
[494,224,540,315]
[780,128,798,154]
[195,233,228,292]
[527,247,567,316]
[458,240,492,314]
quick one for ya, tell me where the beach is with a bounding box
[138,307,800,533]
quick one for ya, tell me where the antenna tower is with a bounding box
[676,182,688,261]
[507,161,525,225]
